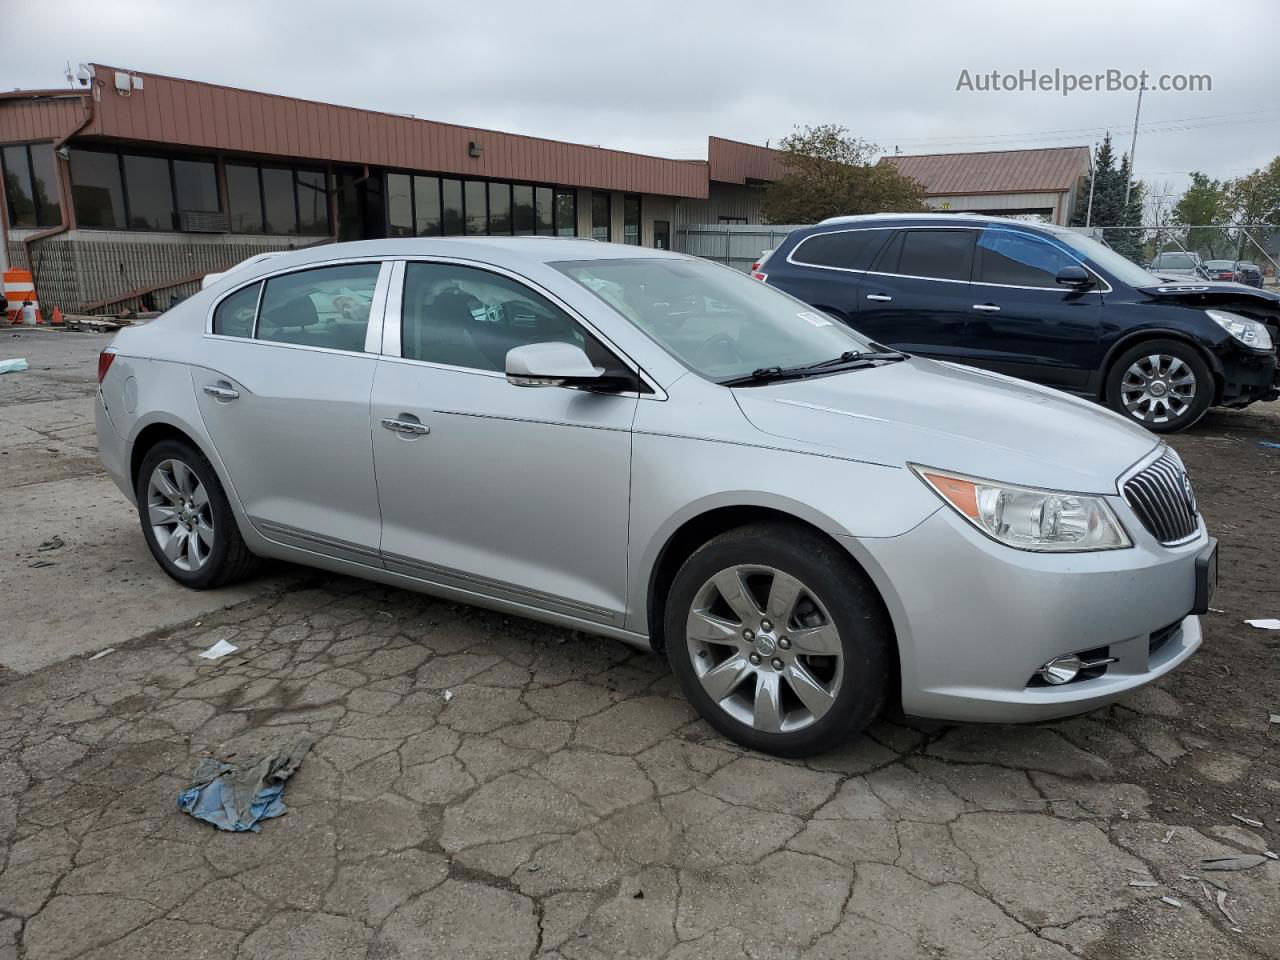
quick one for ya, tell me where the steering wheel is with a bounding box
[693,332,739,369]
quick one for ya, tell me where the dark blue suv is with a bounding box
[759,214,1279,432]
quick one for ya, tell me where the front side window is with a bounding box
[875,229,974,282]
[555,257,870,382]
[401,261,611,373]
[256,263,381,351]
[976,230,1078,287]
[69,149,126,229]
[212,281,261,338]
[791,229,887,270]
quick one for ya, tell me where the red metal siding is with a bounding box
[0,95,87,144]
[82,65,708,198]
[708,136,790,184]
[883,146,1090,196]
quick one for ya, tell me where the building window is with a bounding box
[554,189,576,236]
[387,172,413,237]
[591,192,611,242]
[463,180,487,235]
[512,184,534,235]
[441,178,463,235]
[225,161,329,236]
[623,194,641,245]
[226,163,263,233]
[414,175,441,236]
[68,149,126,229]
[718,216,747,225]
[653,219,670,250]
[123,154,175,230]
[173,159,219,214]
[488,182,512,235]
[535,186,554,235]
[2,143,61,229]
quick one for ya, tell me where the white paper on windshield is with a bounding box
[797,311,832,327]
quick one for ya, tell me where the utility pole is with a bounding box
[1122,86,1143,217]
[1085,142,1097,227]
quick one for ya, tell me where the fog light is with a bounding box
[1038,654,1083,685]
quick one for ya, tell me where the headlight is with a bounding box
[911,466,1131,552]
[1206,309,1273,350]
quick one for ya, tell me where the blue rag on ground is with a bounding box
[177,736,314,832]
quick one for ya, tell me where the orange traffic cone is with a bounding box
[51,307,64,326]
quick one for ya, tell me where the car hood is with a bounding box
[1139,280,1280,304]
[732,358,1158,494]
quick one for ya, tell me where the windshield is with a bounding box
[552,257,871,381]
[1053,231,1164,287]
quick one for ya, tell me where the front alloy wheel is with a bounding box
[686,565,843,734]
[1119,353,1196,426]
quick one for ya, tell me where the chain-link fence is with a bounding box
[676,224,809,272]
[1089,224,1279,286]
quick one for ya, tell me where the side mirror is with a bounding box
[1055,265,1093,288]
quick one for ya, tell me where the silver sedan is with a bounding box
[95,238,1214,756]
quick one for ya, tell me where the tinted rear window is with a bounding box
[876,229,974,282]
[1155,253,1195,268]
[790,229,886,270]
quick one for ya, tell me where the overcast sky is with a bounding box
[7,0,1278,201]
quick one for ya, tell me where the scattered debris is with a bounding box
[28,559,55,568]
[88,648,115,661]
[1200,854,1269,872]
[1160,828,1176,844]
[177,735,314,832]
[1244,618,1280,630]
[443,689,455,702]
[36,535,64,552]
[1129,880,1159,887]
[1230,814,1265,828]
[198,638,238,660]
[632,890,645,900]
[1208,607,1226,614]
[1269,714,1280,725]
[1215,890,1242,930]
[1259,441,1280,450]
[1264,851,1278,860]
[0,358,28,374]
[526,863,541,873]
[1160,896,1182,907]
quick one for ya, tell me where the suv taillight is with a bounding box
[97,351,116,384]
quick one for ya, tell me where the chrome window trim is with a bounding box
[383,254,667,400]
[199,334,377,361]
[784,224,1112,294]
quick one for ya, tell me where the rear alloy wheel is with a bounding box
[135,438,260,589]
[665,523,891,757]
[1105,339,1212,434]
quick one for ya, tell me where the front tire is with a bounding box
[135,438,259,589]
[1105,339,1213,433]
[664,522,892,757]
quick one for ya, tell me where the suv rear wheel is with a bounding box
[1105,339,1213,433]
[664,522,892,757]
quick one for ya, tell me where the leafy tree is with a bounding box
[1224,157,1280,259]
[1171,172,1230,258]
[761,125,927,223]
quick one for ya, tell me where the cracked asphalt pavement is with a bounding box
[1,330,1278,959]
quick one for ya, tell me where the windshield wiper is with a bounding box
[720,350,907,387]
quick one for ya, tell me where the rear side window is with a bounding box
[257,263,381,352]
[976,231,1078,287]
[790,229,886,270]
[212,282,261,338]
[874,229,974,282]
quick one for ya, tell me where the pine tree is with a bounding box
[1071,134,1143,261]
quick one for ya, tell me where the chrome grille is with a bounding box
[1122,451,1199,545]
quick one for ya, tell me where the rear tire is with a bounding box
[135,438,259,589]
[664,522,892,757]
[1105,339,1213,434]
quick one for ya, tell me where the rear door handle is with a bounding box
[203,383,239,400]
[865,294,893,302]
[381,417,430,436]
[972,304,1001,312]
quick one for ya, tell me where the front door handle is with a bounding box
[203,383,239,400]
[972,304,1001,312]
[865,294,893,302]
[381,417,430,436]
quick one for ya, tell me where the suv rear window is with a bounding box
[873,229,974,282]
[790,229,886,270]
[1154,253,1195,268]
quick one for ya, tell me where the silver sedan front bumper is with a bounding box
[849,500,1206,723]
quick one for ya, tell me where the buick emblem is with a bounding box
[1180,472,1197,516]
